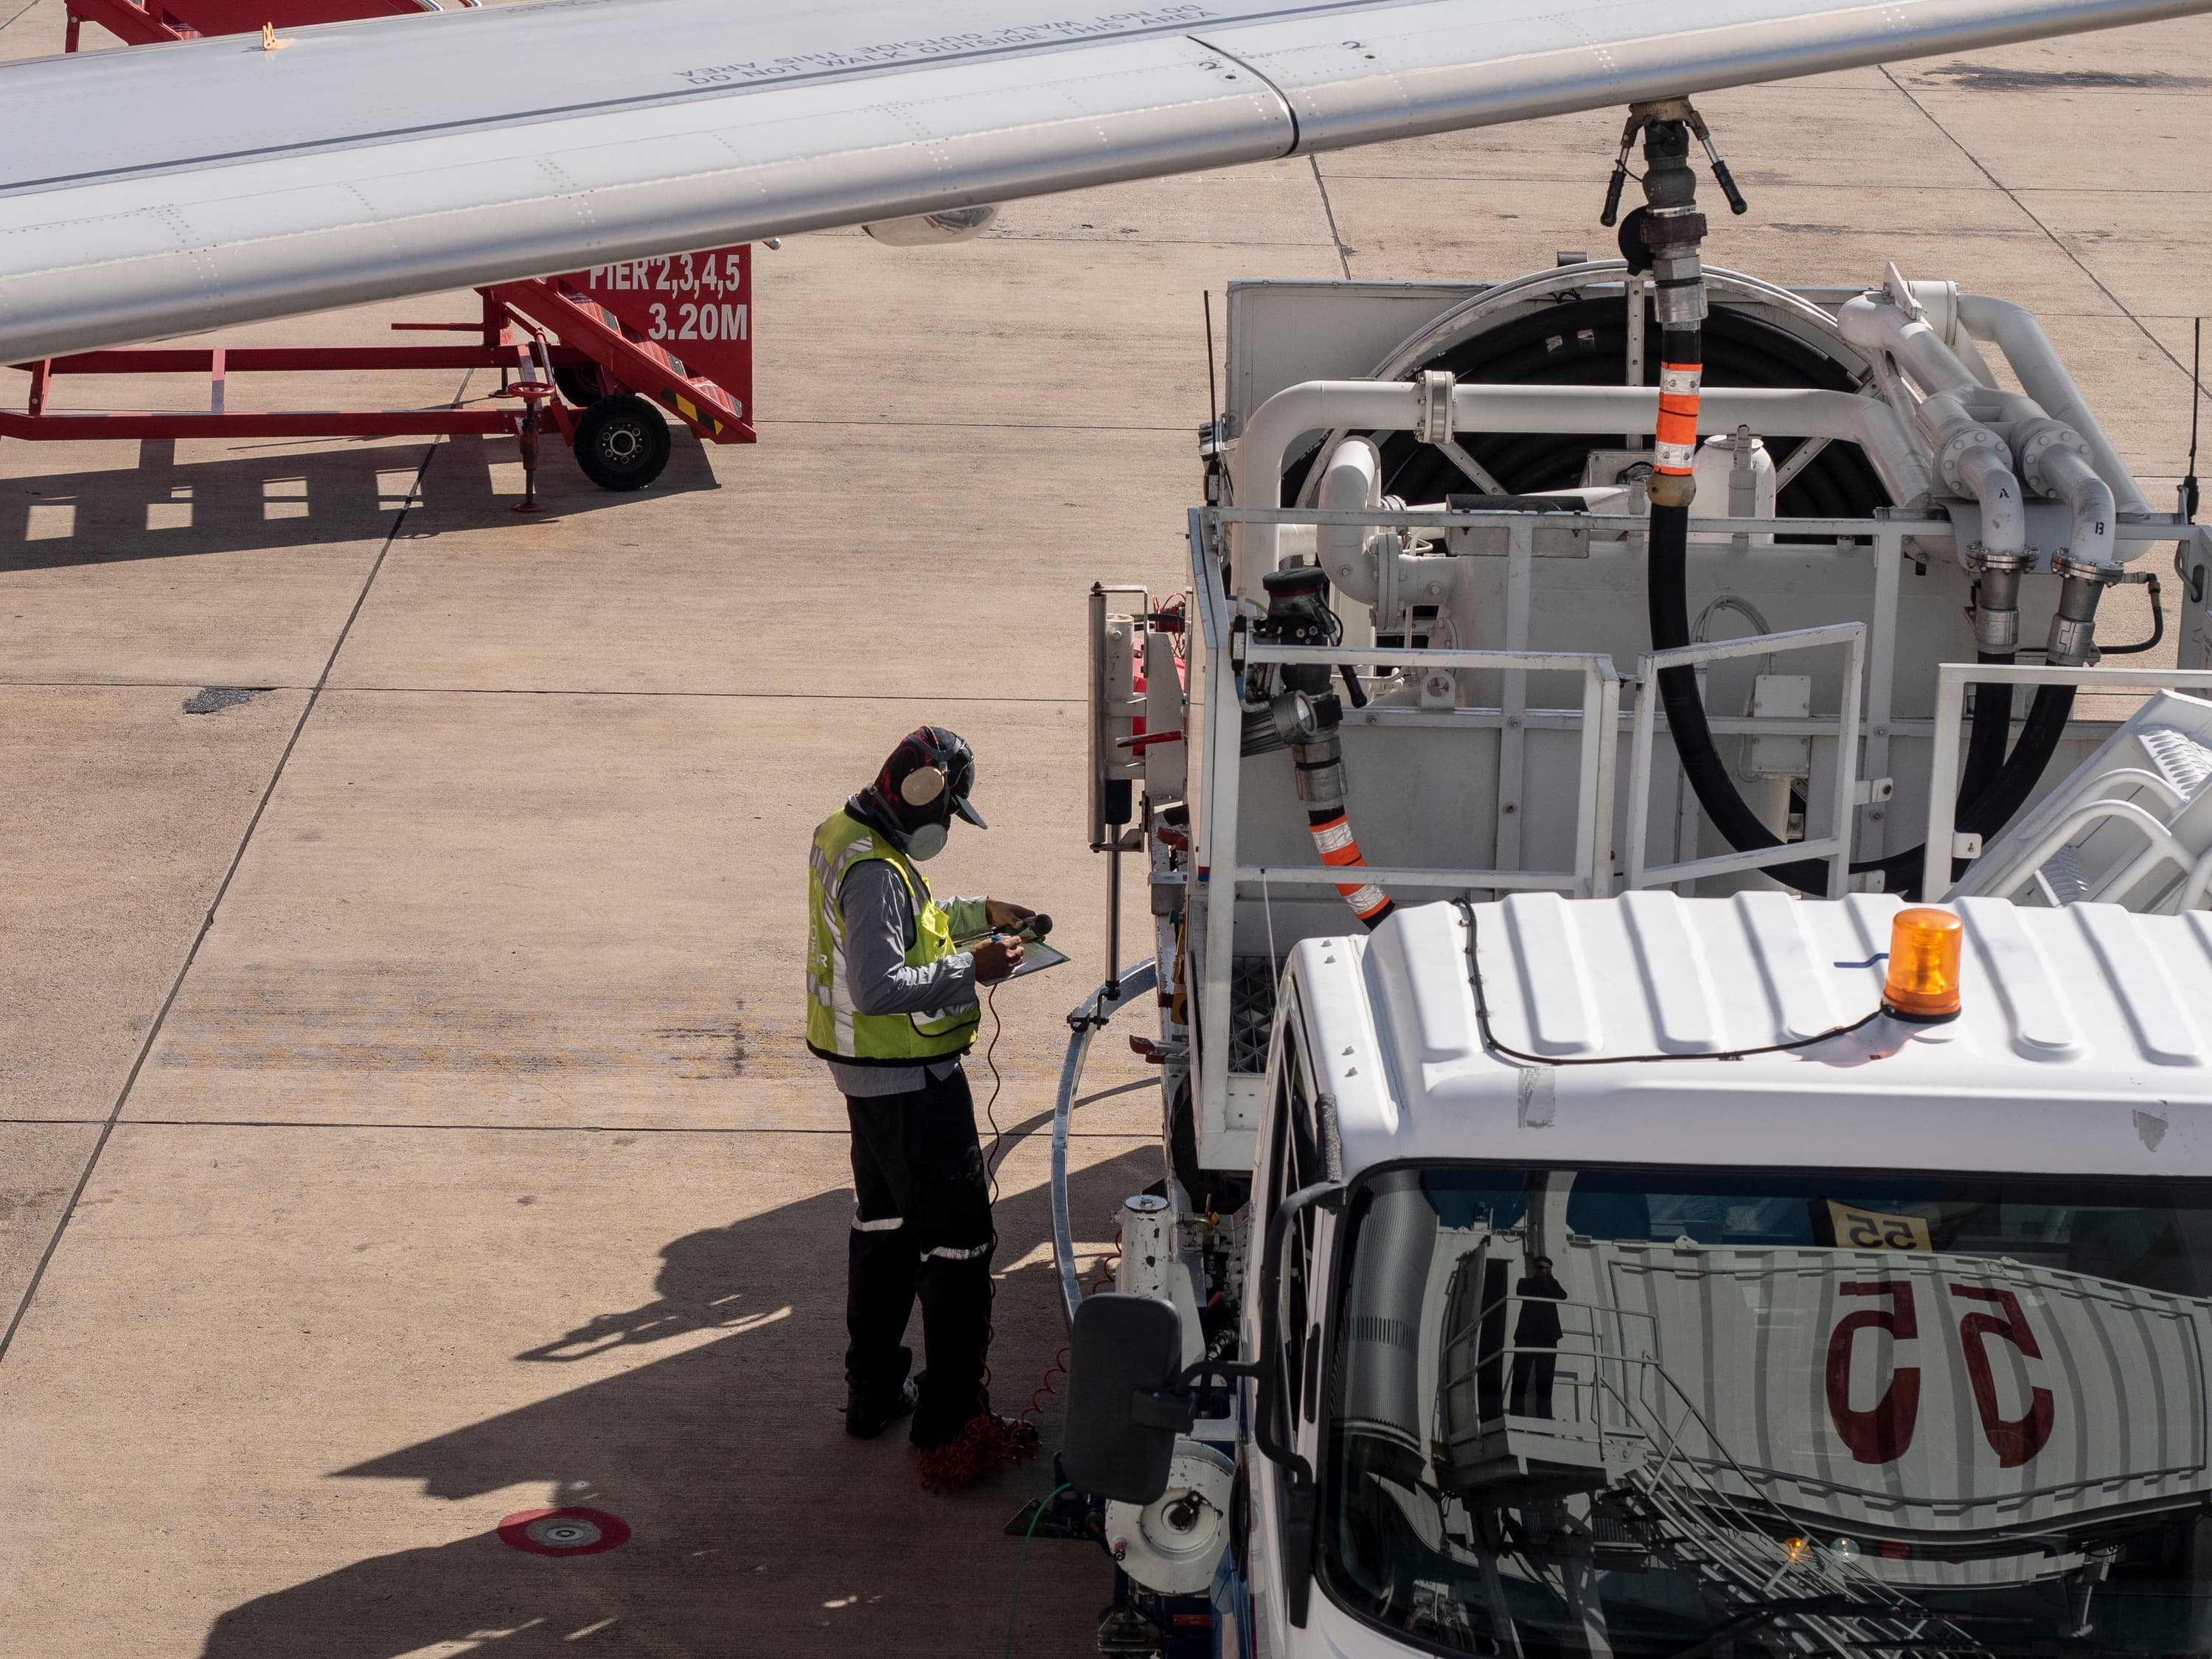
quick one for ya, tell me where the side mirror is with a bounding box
[1062,1293,1192,1503]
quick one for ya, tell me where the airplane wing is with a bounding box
[0,0,2202,363]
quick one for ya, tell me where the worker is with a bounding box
[1509,1256,1568,1419]
[806,725,1037,1450]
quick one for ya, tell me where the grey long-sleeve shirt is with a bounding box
[824,857,987,1098]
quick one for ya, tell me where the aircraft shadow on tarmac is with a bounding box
[0,430,717,570]
[193,1132,1148,1657]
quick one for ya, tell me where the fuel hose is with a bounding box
[1646,320,1834,896]
[1632,116,1836,897]
[1297,724,1396,928]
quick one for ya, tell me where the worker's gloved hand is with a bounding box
[973,936,1026,984]
[985,899,1037,932]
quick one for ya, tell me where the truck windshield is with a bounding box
[1321,1164,2212,1658]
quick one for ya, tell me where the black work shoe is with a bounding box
[846,1377,920,1440]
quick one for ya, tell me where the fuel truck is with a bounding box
[1039,107,2212,1659]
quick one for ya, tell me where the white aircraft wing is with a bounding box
[0,0,2201,362]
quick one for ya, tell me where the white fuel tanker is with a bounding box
[1042,109,2212,1659]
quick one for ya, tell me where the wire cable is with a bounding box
[1454,897,1882,1065]
[1003,1481,1073,1659]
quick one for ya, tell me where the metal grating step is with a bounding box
[2141,723,2212,799]
[2037,843,2088,905]
[1228,955,1279,1074]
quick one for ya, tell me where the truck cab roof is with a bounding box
[1290,893,2212,1183]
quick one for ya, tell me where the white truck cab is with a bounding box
[1215,891,2212,1658]
[1050,254,2212,1659]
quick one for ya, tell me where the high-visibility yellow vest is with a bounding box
[806,809,980,1064]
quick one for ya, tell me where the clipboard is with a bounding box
[953,931,1071,981]
[994,939,1070,981]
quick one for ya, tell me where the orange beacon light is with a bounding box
[1882,908,1964,1022]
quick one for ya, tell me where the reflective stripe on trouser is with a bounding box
[843,1068,993,1436]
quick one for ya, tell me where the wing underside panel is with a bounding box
[0,0,2202,361]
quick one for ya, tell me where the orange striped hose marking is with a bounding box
[1655,360,1701,475]
[1308,815,1392,920]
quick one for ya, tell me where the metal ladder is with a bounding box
[1594,1358,1975,1656]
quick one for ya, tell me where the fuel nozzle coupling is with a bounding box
[2048,556,2122,668]
[1632,113,1709,329]
[1247,567,1393,928]
[1253,565,1336,697]
[1625,105,1711,511]
[1967,550,2031,655]
[1239,565,1338,756]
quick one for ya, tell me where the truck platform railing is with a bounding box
[1627,620,1869,896]
[1924,662,2212,903]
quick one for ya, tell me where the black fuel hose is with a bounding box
[1960,684,2076,832]
[1646,385,1834,896]
[1849,682,2076,898]
[1958,651,2016,811]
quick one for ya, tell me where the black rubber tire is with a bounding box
[571,394,670,491]
[552,363,608,407]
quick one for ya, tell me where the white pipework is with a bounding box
[1842,289,2126,577]
[1316,437,1385,603]
[1231,380,1932,597]
[1921,389,2031,559]
[1838,292,2030,560]
[1313,436,1469,618]
[2016,417,2119,570]
[1947,290,2152,515]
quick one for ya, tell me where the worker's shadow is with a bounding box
[192,1130,1147,1658]
[0,428,717,570]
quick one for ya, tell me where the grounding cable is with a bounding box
[1453,897,1883,1067]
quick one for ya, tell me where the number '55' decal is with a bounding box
[1823,1281,2056,1467]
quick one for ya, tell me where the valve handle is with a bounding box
[1708,156,1750,217]
[1599,162,1630,229]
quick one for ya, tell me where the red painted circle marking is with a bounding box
[496,1506,631,1557]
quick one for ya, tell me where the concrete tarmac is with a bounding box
[1,5,2210,1653]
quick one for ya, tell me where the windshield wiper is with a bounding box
[1666,1595,1860,1659]
[1666,1598,2040,1659]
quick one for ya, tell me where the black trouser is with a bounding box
[844,1065,994,1439]
[1509,1352,1557,1419]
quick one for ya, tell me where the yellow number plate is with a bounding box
[1826,1201,1933,1253]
